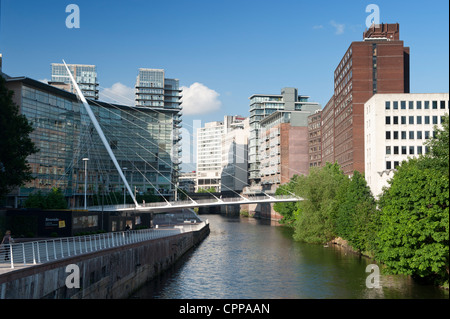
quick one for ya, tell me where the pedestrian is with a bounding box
[1,230,14,260]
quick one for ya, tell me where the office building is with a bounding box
[221,117,249,194]
[329,23,410,175]
[259,108,320,193]
[3,73,181,207]
[308,110,323,168]
[196,121,224,192]
[364,93,449,198]
[248,88,321,187]
[50,63,99,100]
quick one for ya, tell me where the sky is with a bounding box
[1,0,449,170]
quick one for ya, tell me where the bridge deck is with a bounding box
[85,195,303,213]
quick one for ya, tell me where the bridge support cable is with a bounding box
[63,60,139,207]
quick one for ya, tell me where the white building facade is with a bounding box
[364,93,449,198]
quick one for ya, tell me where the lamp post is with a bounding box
[82,158,89,210]
[123,167,128,206]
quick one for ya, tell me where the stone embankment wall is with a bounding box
[0,224,209,299]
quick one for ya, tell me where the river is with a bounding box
[131,214,449,299]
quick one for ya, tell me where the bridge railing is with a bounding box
[0,220,208,270]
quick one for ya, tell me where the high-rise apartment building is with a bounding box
[196,116,248,193]
[248,88,321,186]
[321,23,410,175]
[50,63,99,100]
[364,93,449,198]
[307,110,322,168]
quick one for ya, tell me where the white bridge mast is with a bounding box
[63,60,139,208]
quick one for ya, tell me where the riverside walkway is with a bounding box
[0,221,208,274]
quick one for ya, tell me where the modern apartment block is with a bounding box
[135,68,182,109]
[50,63,99,100]
[364,93,449,198]
[316,23,410,175]
[248,88,321,187]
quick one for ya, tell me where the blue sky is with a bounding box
[1,0,449,168]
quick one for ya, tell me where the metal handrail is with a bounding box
[0,220,208,270]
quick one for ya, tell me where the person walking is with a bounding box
[1,230,14,261]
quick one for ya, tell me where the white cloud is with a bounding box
[39,78,49,84]
[330,20,345,35]
[313,25,324,30]
[99,82,135,106]
[180,82,222,115]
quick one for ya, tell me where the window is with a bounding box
[425,131,430,139]
[393,131,399,139]
[402,146,407,155]
[400,116,406,125]
[401,101,406,109]
[416,116,422,124]
[409,116,414,125]
[417,131,422,139]
[433,116,438,124]
[393,101,398,110]
[409,101,414,110]
[394,161,400,168]
[385,101,391,110]
[409,131,414,139]
[394,146,399,154]
[386,146,391,155]
[409,146,414,155]
[417,146,423,154]
[432,101,438,109]
[394,116,399,124]
[401,131,407,139]
[386,131,391,139]
[441,100,446,109]
[386,161,392,170]
[425,116,430,124]
[417,101,422,109]
[385,116,391,124]
[425,101,430,109]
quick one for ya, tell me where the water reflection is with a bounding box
[131,214,449,299]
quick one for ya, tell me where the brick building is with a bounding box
[315,23,410,174]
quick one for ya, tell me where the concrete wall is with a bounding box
[0,225,209,299]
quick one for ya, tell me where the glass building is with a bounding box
[50,63,99,100]
[4,76,181,208]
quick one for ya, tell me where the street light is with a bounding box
[82,158,89,210]
[122,167,128,206]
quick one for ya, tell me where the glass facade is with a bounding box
[7,78,180,207]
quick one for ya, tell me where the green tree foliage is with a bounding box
[425,114,449,175]
[376,158,449,286]
[335,171,377,253]
[0,75,39,199]
[273,174,301,225]
[293,162,347,244]
[24,188,68,209]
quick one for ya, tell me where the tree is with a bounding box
[0,75,39,199]
[273,174,301,226]
[335,170,377,253]
[293,162,348,244]
[24,188,68,209]
[425,114,449,175]
[376,158,449,286]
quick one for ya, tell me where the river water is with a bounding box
[131,214,448,299]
